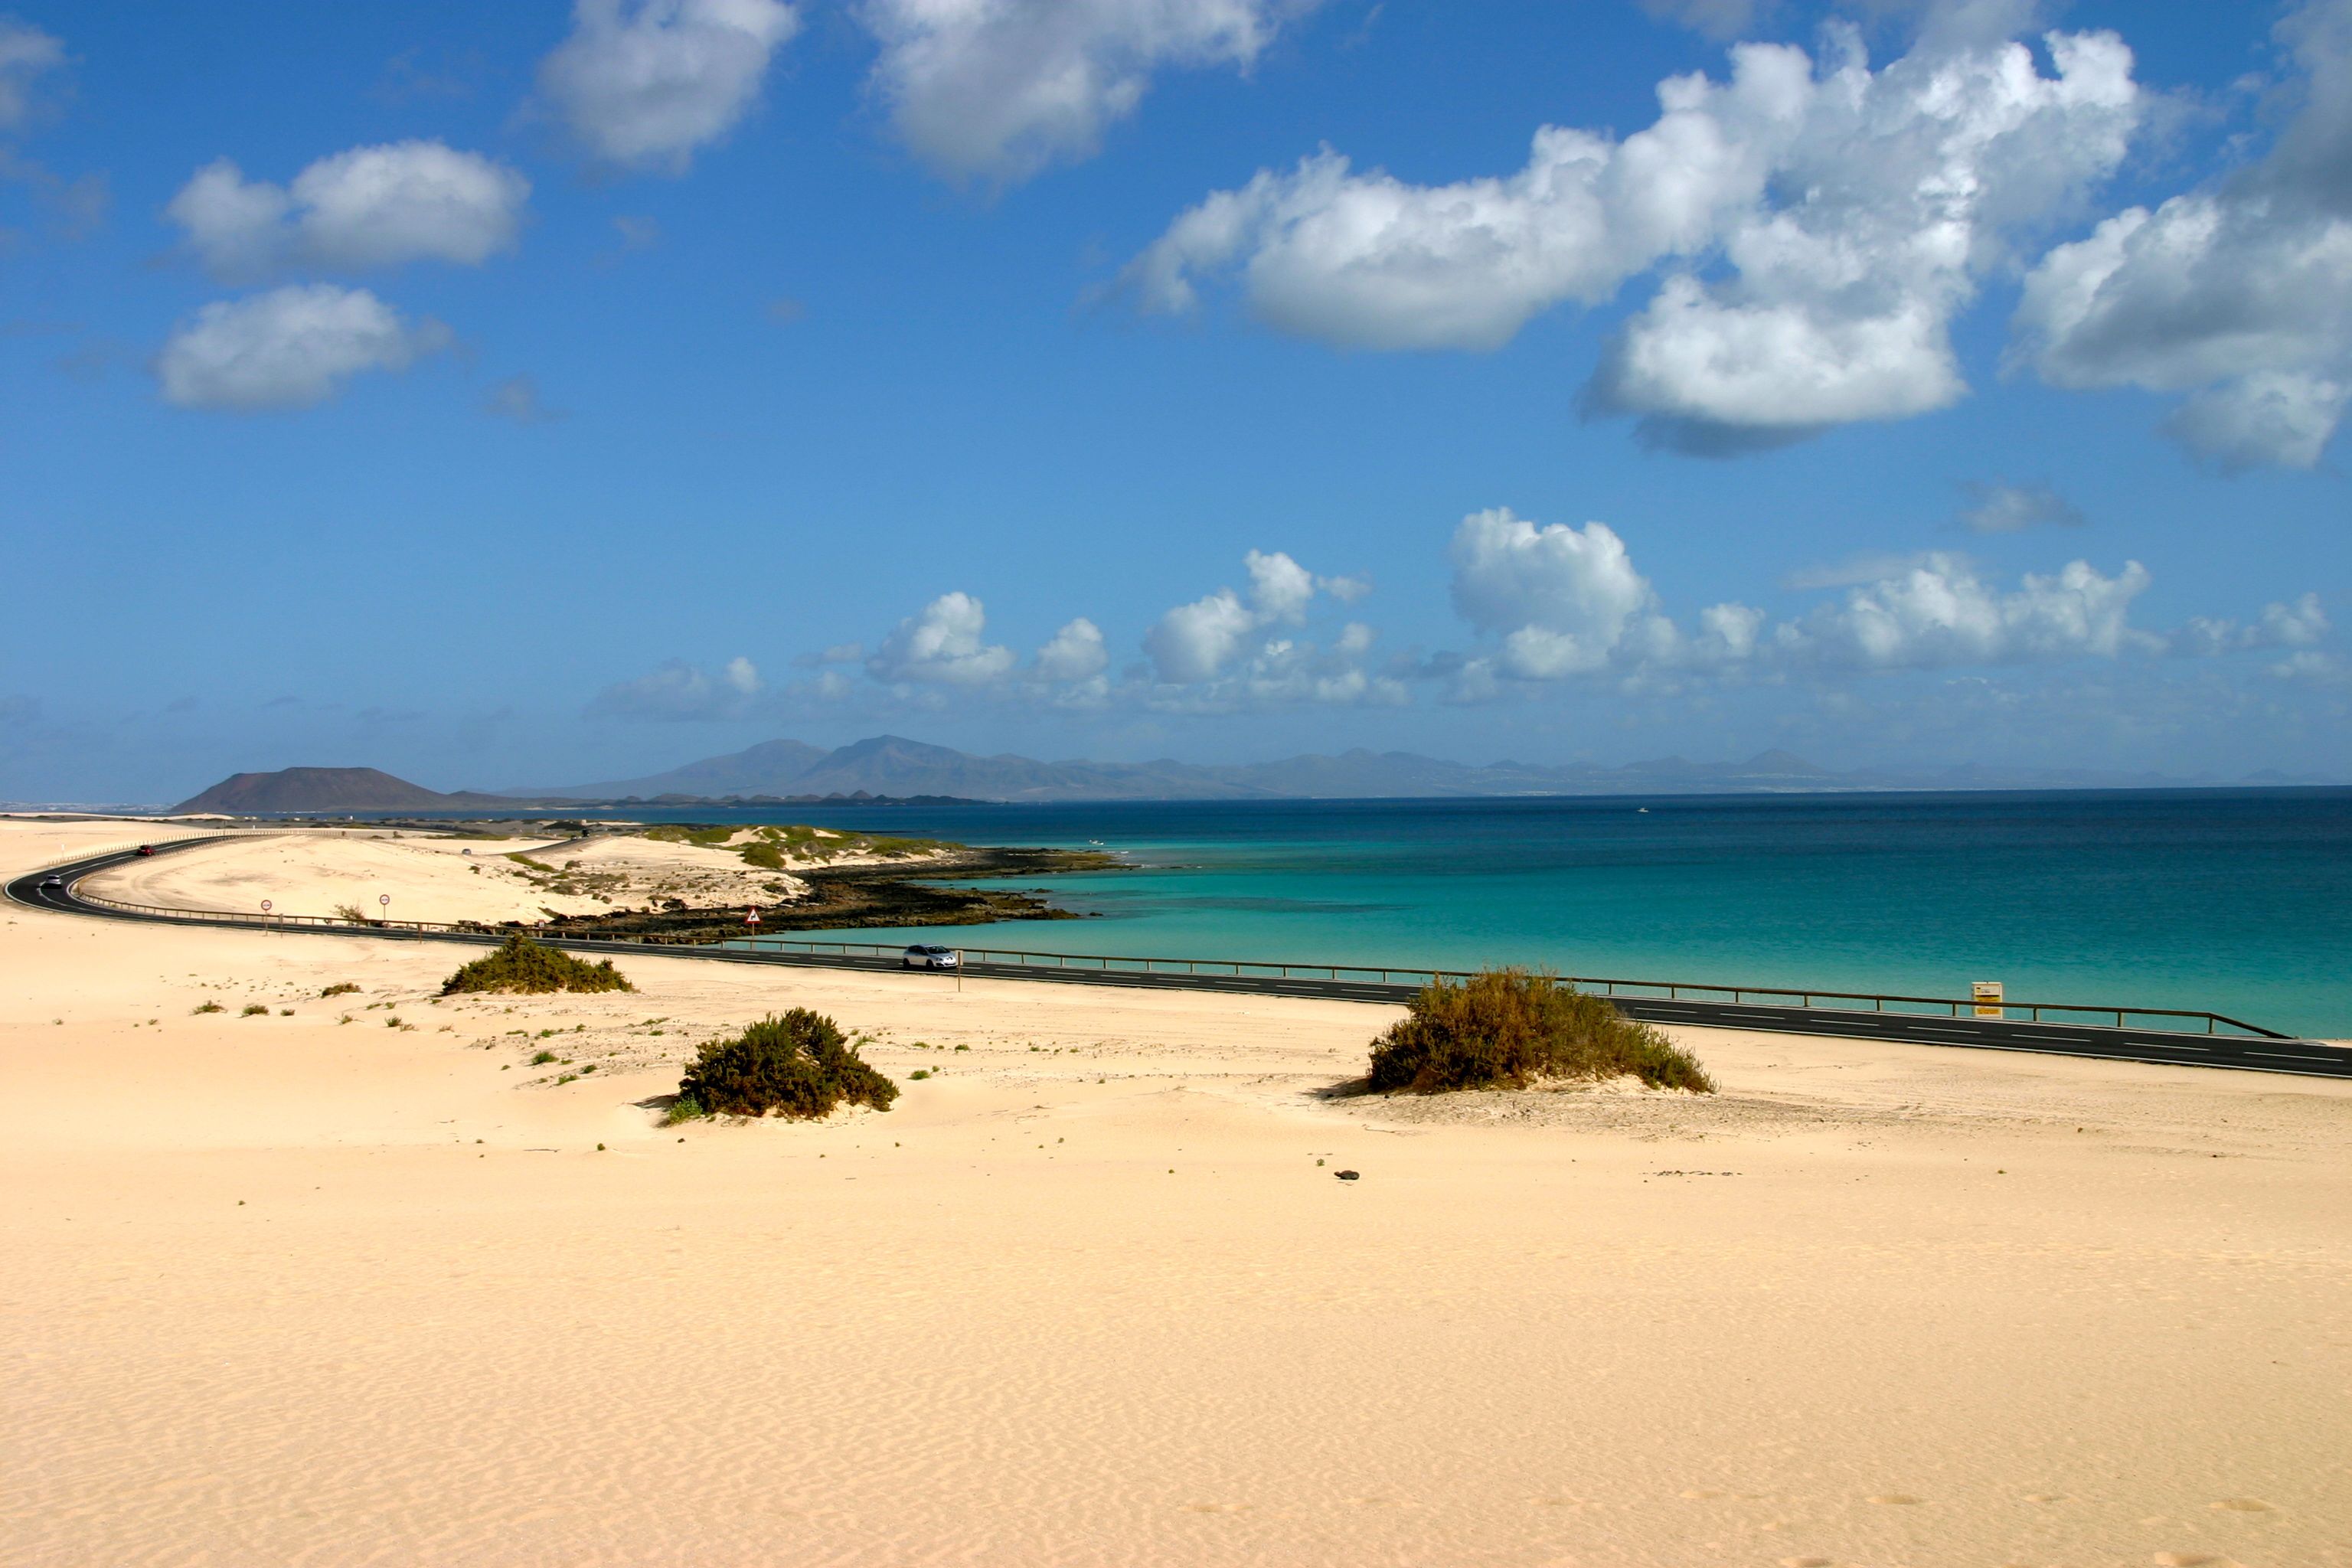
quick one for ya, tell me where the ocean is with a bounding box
[619,789,2352,1039]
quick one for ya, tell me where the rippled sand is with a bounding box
[6,818,2349,1566]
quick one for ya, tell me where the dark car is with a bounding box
[136,844,156,857]
[41,874,64,889]
[901,944,960,971]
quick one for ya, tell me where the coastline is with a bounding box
[6,816,2349,1565]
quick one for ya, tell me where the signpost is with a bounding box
[1972,979,2004,1019]
[261,898,275,937]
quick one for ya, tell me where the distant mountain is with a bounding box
[519,734,2244,804]
[174,767,519,815]
[517,738,830,801]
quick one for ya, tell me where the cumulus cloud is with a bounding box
[1437,507,2210,693]
[1033,617,1109,681]
[587,655,763,720]
[867,592,1018,686]
[1959,479,2085,533]
[2011,0,2352,469]
[2172,593,2329,656]
[155,285,451,411]
[537,0,801,172]
[1449,508,1662,678]
[1129,15,2139,450]
[0,18,63,131]
[862,0,1318,185]
[1144,549,1361,683]
[1774,553,2156,668]
[166,141,529,281]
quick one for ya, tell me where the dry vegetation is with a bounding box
[1367,968,1714,1094]
[442,936,635,996]
[669,1009,898,1122]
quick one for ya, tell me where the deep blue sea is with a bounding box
[605,791,2351,1038]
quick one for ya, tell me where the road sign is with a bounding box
[745,906,761,926]
[379,894,390,907]
[1972,979,2004,1019]
[260,900,272,912]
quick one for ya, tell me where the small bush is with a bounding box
[320,982,359,998]
[193,1000,224,1014]
[663,1093,707,1125]
[443,935,634,996]
[675,1009,898,1120]
[332,903,372,926]
[240,1003,269,1018]
[739,840,786,871]
[909,1068,931,1081]
[1367,969,1714,1095]
[529,1050,557,1064]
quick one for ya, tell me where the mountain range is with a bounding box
[168,734,2341,815]
[505,733,2310,804]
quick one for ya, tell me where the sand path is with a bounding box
[5,819,2348,1566]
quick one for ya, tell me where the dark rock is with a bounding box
[1334,1169,1361,1181]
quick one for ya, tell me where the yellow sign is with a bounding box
[1972,980,2004,1019]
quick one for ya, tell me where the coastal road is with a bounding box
[13,839,2351,1080]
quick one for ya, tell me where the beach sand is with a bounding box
[5,818,2348,1566]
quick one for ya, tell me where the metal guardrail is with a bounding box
[708,936,2292,1038]
[21,832,220,871]
[54,860,2288,1040]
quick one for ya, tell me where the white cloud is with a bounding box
[1440,507,2200,689]
[1033,617,1109,681]
[1144,548,1361,683]
[1774,554,2156,668]
[166,142,529,282]
[867,591,1018,686]
[537,0,801,172]
[1589,24,2140,449]
[2011,0,2352,468]
[2174,593,2329,656]
[587,655,763,720]
[862,0,1318,185]
[155,285,451,411]
[0,18,63,131]
[1145,586,1258,683]
[1129,16,2139,449]
[1959,479,2084,533]
[1448,508,1661,677]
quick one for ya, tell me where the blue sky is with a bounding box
[2,0,2347,802]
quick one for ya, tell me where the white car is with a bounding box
[901,944,960,971]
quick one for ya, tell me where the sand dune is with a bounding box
[5,818,2348,1566]
[76,825,818,926]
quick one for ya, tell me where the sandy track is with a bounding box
[5,818,2348,1566]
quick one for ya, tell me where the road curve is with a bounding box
[11,838,2350,1080]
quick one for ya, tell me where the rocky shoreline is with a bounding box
[474,842,1119,943]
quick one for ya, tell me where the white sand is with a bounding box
[5,818,2347,1566]
[75,825,818,926]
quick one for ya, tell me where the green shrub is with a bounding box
[529,1049,557,1064]
[193,1000,224,1014]
[675,1009,898,1120]
[240,1003,269,1018]
[443,935,635,996]
[320,982,360,998]
[739,840,786,871]
[663,1093,707,1125]
[1367,969,1714,1095]
[644,824,737,848]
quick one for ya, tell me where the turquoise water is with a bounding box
[629,791,2351,1037]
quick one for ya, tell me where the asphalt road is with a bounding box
[12,838,2350,1080]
